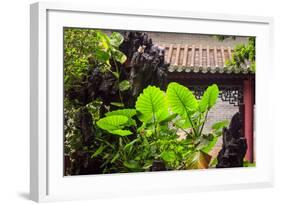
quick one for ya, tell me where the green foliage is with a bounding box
[63,29,126,86]
[91,145,106,158]
[105,109,136,118]
[200,134,219,153]
[64,29,133,174]
[199,84,219,113]
[223,37,256,73]
[64,28,230,174]
[96,115,132,136]
[161,151,177,162]
[94,82,227,172]
[167,82,198,116]
[113,49,127,64]
[64,29,127,106]
[64,28,98,90]
[213,35,255,73]
[136,85,168,124]
[243,160,256,167]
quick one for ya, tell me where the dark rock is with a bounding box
[76,108,94,146]
[151,160,167,171]
[216,112,248,168]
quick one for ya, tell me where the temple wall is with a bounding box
[147,32,248,48]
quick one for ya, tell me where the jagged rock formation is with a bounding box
[65,31,169,107]
[216,112,248,168]
[121,32,169,100]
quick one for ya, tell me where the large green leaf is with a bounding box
[105,109,136,118]
[97,115,128,130]
[96,115,132,136]
[185,150,211,169]
[199,84,219,113]
[109,129,132,136]
[166,82,198,117]
[106,109,137,127]
[136,86,168,123]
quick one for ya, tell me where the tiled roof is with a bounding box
[162,44,250,74]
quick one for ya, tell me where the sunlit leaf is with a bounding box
[136,86,168,123]
[96,115,132,136]
[105,109,136,118]
[109,129,132,136]
[199,84,219,113]
[167,82,198,117]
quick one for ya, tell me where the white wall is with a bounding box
[0,0,280,204]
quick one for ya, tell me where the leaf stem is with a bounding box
[112,57,124,105]
[198,110,209,137]
[186,112,198,138]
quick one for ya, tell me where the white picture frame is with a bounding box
[30,2,274,202]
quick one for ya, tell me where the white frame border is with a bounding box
[30,2,274,202]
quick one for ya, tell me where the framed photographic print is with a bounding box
[30,2,274,202]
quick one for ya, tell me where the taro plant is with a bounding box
[94,82,228,172]
[166,82,223,169]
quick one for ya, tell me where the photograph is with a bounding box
[63,28,256,176]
